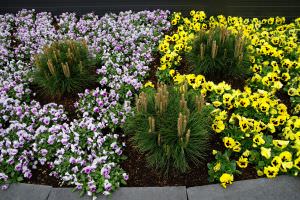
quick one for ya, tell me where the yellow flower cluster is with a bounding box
[155,10,300,188]
[210,89,299,181]
[156,10,300,113]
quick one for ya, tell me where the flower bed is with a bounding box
[0,9,170,196]
[0,8,300,199]
[157,11,300,188]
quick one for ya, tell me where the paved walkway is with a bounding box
[0,176,299,200]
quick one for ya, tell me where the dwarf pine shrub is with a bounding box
[32,40,96,99]
[124,83,214,174]
[186,27,251,81]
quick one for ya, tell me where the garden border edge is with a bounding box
[0,175,299,200]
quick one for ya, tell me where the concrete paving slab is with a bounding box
[0,183,52,200]
[48,186,187,200]
[109,187,187,200]
[47,188,98,200]
[187,175,300,200]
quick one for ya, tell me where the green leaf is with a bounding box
[258,161,265,168]
[230,161,237,170]
[17,177,23,182]
[121,180,127,185]
[96,188,103,193]
[79,190,85,197]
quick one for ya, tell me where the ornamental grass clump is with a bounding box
[186,27,251,81]
[32,40,96,99]
[125,83,213,174]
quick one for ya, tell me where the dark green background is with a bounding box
[0,0,299,19]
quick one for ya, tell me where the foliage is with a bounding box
[32,39,96,98]
[0,9,170,197]
[155,10,300,188]
[125,83,214,174]
[186,27,251,81]
[2,7,300,195]
[206,87,300,187]
[34,117,127,196]
[207,150,240,188]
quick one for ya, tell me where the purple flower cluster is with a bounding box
[76,88,132,130]
[75,10,170,130]
[0,14,14,66]
[0,9,170,197]
[14,10,57,62]
[35,117,126,196]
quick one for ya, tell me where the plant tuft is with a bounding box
[125,83,214,174]
[32,39,96,99]
[186,27,251,82]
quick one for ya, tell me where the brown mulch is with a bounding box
[29,84,79,120]
[25,164,62,187]
[25,51,263,188]
[121,135,258,187]
[24,131,258,188]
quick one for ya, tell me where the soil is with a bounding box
[29,84,79,120]
[22,121,259,188]
[276,89,292,112]
[25,164,62,187]
[121,135,258,187]
[22,32,288,189]
[147,52,160,87]
[28,68,100,120]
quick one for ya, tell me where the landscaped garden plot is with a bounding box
[0,9,300,198]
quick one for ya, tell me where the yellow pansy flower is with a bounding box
[270,117,279,127]
[200,88,207,97]
[223,93,233,105]
[213,101,222,107]
[294,157,300,170]
[277,103,287,115]
[257,170,264,176]
[242,150,250,157]
[264,166,279,178]
[190,10,196,16]
[268,123,276,133]
[271,156,282,168]
[186,74,196,85]
[205,81,215,91]
[220,173,234,188]
[252,64,262,73]
[223,137,235,149]
[144,81,154,88]
[159,64,167,70]
[279,151,292,162]
[237,156,248,168]
[238,98,250,107]
[214,85,225,95]
[239,117,249,132]
[281,72,290,82]
[212,121,225,133]
[273,140,289,149]
[173,74,185,84]
[281,161,293,172]
[212,150,218,155]
[232,141,242,152]
[259,101,270,113]
[253,134,265,146]
[169,69,175,77]
[213,162,221,172]
[288,88,298,96]
[261,147,271,159]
